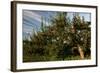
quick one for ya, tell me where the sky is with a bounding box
[22,10,91,40]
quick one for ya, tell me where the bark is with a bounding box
[77,45,84,59]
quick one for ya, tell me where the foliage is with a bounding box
[23,12,91,62]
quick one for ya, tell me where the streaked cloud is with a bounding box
[23,10,42,22]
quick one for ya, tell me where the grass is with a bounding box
[23,55,91,62]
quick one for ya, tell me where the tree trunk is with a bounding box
[77,45,84,59]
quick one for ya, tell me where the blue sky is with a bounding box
[22,10,91,40]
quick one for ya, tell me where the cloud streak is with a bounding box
[23,10,42,22]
